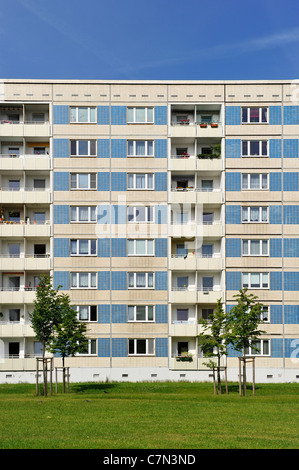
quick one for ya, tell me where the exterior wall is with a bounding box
[0,79,299,382]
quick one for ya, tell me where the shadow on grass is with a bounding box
[71,383,117,394]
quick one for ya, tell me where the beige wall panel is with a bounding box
[283,83,299,102]
[282,125,299,136]
[226,191,281,203]
[66,290,111,302]
[227,357,284,368]
[263,325,283,335]
[87,324,110,335]
[284,159,299,169]
[225,85,282,102]
[54,158,110,170]
[283,226,299,236]
[226,257,282,269]
[54,190,109,203]
[284,193,299,203]
[284,292,299,302]
[226,158,282,170]
[225,125,281,136]
[226,224,282,236]
[226,290,282,302]
[284,360,299,369]
[53,124,109,137]
[284,258,299,269]
[111,257,167,269]
[285,325,299,335]
[111,357,168,368]
[119,224,169,238]
[110,125,167,137]
[58,357,111,368]
[111,291,168,302]
[4,82,53,101]
[54,257,110,269]
[110,83,168,102]
[54,224,100,237]
[111,324,167,335]
[111,158,167,170]
[53,83,110,102]
[115,191,167,204]
[168,84,224,101]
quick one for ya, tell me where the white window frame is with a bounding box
[261,306,270,322]
[127,140,154,157]
[127,239,154,256]
[242,140,268,157]
[77,339,97,355]
[70,239,97,256]
[73,305,97,322]
[128,305,155,322]
[70,140,97,157]
[70,272,97,289]
[127,206,154,223]
[70,107,96,123]
[242,272,269,289]
[128,272,154,289]
[245,339,270,356]
[242,206,268,223]
[242,173,268,190]
[127,173,154,190]
[242,107,268,124]
[128,338,155,356]
[127,107,154,123]
[242,239,269,256]
[70,206,96,223]
[70,173,97,190]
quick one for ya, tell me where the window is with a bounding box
[127,173,154,190]
[261,306,270,322]
[128,339,154,355]
[34,212,46,224]
[128,239,154,256]
[242,206,268,223]
[8,244,20,258]
[242,174,268,190]
[9,309,20,322]
[242,272,269,289]
[177,309,188,322]
[70,239,97,256]
[128,272,154,289]
[9,180,20,191]
[70,206,96,223]
[70,140,96,157]
[127,206,154,223]
[34,179,46,190]
[78,339,97,355]
[128,305,154,322]
[73,305,97,322]
[71,272,97,289]
[202,309,214,320]
[70,107,96,123]
[245,339,270,356]
[127,107,154,123]
[242,107,268,123]
[70,173,97,190]
[242,239,269,256]
[242,140,268,157]
[127,140,154,157]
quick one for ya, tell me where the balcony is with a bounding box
[0,120,51,138]
[0,321,34,337]
[0,188,51,204]
[0,154,51,171]
[170,104,222,139]
[0,254,51,271]
[0,287,37,303]
[170,321,198,337]
[170,187,223,205]
[170,253,223,271]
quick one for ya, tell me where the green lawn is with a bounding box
[0,381,298,449]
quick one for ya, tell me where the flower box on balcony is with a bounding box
[210,123,218,128]
[176,355,193,362]
[200,123,207,128]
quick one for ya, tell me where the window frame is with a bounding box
[242,140,268,157]
[241,107,268,124]
[70,140,97,157]
[242,272,269,289]
[127,206,154,223]
[242,239,269,256]
[127,173,154,190]
[73,305,97,322]
[70,272,97,289]
[70,239,97,256]
[77,339,97,355]
[70,173,97,190]
[128,305,155,322]
[242,173,269,190]
[127,140,154,157]
[128,338,155,356]
[245,339,270,356]
[127,107,154,124]
[70,206,97,223]
[128,272,154,289]
[127,239,154,256]
[242,206,268,223]
[70,106,96,124]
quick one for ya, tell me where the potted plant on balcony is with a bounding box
[210,122,218,128]
[180,151,190,159]
[200,122,207,128]
[176,352,193,362]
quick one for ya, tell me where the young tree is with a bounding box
[198,298,228,394]
[226,288,265,396]
[48,293,88,391]
[29,274,62,394]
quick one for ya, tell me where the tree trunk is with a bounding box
[62,356,66,393]
[217,354,221,394]
[243,349,247,396]
[42,342,47,396]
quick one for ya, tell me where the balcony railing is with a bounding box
[0,287,37,292]
[0,120,49,125]
[0,153,49,158]
[0,253,50,258]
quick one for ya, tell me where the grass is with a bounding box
[0,381,298,449]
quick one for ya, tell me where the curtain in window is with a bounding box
[250,240,260,255]
[79,273,88,288]
[250,174,260,189]
[136,108,145,122]
[136,141,145,155]
[79,240,89,255]
[262,207,268,222]
[136,174,145,189]
[128,174,134,189]
[79,306,89,321]
[136,273,146,287]
[78,107,88,122]
[250,207,259,222]
[79,206,88,221]
[136,240,146,254]
[250,273,260,287]
[78,141,88,155]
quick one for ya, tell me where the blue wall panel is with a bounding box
[112,338,127,357]
[111,271,127,290]
[155,172,167,191]
[111,238,126,257]
[283,172,299,191]
[111,172,127,191]
[269,173,282,191]
[155,272,168,290]
[97,106,110,125]
[226,205,241,224]
[155,238,168,257]
[54,238,69,257]
[226,272,241,290]
[226,238,241,257]
[155,139,167,158]
[97,172,110,191]
[269,139,282,158]
[156,338,168,357]
[269,205,282,224]
[155,304,168,323]
[155,106,167,125]
[53,138,69,158]
[284,205,299,224]
[270,238,282,257]
[53,105,69,124]
[225,106,241,125]
[98,305,110,324]
[225,139,241,158]
[283,139,299,158]
[98,338,110,357]
[284,106,299,125]
[111,106,126,125]
[270,272,282,291]
[54,172,69,191]
[226,172,241,191]
[98,239,110,258]
[53,271,69,290]
[269,106,282,125]
[111,139,126,158]
[112,304,127,323]
[284,239,299,257]
[54,205,69,224]
[97,139,110,158]
[98,271,110,290]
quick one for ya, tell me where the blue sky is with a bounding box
[1,0,299,80]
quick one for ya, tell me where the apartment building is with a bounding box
[0,79,298,383]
